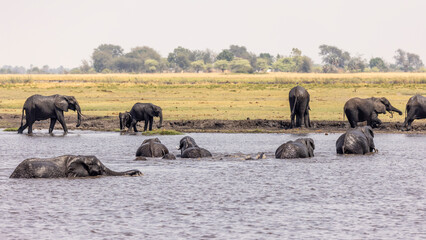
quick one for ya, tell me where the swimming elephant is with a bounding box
[344,97,402,128]
[402,95,425,131]
[275,138,315,159]
[119,103,163,132]
[336,126,376,154]
[136,138,169,157]
[289,86,311,128]
[17,94,82,134]
[178,136,212,158]
[10,155,142,178]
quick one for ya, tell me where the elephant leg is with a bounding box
[290,112,296,128]
[49,118,57,133]
[130,120,138,132]
[148,118,153,131]
[28,122,34,134]
[143,119,149,131]
[296,113,303,128]
[56,112,68,133]
[18,123,28,133]
[304,111,311,128]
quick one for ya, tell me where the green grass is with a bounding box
[3,127,18,131]
[141,129,183,135]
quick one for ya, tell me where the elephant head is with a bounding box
[295,138,315,157]
[150,105,163,129]
[373,97,403,118]
[54,95,82,127]
[119,112,132,130]
[178,136,199,154]
[67,156,142,177]
[359,126,375,152]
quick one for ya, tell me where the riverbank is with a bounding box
[1,113,425,134]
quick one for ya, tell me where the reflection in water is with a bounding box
[0,130,425,239]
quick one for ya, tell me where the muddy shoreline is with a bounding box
[1,113,425,134]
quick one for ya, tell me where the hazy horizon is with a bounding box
[1,0,425,68]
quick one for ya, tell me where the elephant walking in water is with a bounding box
[402,95,425,131]
[136,138,170,158]
[10,155,142,178]
[289,86,311,128]
[178,136,212,158]
[17,94,82,134]
[275,138,315,159]
[344,97,402,128]
[336,126,376,154]
[119,103,163,132]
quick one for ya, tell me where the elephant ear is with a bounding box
[361,126,374,138]
[373,99,386,114]
[307,138,315,150]
[54,96,69,112]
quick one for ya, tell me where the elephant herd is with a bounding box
[288,86,425,131]
[8,91,425,179]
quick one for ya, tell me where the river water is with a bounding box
[0,130,425,239]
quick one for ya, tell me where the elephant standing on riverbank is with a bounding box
[136,138,170,157]
[402,95,426,131]
[119,103,163,132]
[10,155,142,178]
[178,136,212,158]
[336,126,375,154]
[344,97,402,128]
[17,94,82,134]
[275,138,315,159]
[289,86,311,128]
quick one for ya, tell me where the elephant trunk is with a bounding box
[103,166,142,176]
[388,105,403,117]
[76,103,82,127]
[157,111,163,129]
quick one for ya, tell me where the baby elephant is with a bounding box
[275,138,315,159]
[10,155,142,178]
[178,136,212,158]
[336,126,375,154]
[136,138,169,157]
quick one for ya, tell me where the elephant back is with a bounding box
[181,147,212,158]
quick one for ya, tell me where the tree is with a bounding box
[259,53,274,65]
[144,59,159,73]
[319,44,350,69]
[347,57,366,72]
[229,45,251,60]
[79,60,91,73]
[191,60,205,73]
[214,60,229,72]
[394,49,423,72]
[167,46,194,71]
[255,58,269,72]
[272,57,296,72]
[369,57,388,72]
[230,58,253,73]
[217,49,234,61]
[92,44,123,72]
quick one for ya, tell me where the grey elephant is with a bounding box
[10,155,142,178]
[275,138,315,159]
[344,97,402,128]
[289,86,311,128]
[336,126,375,154]
[136,138,169,157]
[178,136,212,158]
[119,103,163,132]
[402,95,425,131]
[17,94,82,134]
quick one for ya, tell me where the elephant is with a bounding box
[336,126,376,154]
[10,155,142,178]
[178,136,212,158]
[17,94,82,134]
[289,86,311,128]
[275,138,315,159]
[344,97,402,128]
[135,138,169,157]
[119,103,163,132]
[402,95,426,131]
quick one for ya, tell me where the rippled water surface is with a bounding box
[0,130,425,239]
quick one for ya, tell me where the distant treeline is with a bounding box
[1,44,424,74]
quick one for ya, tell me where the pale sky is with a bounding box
[1,0,425,68]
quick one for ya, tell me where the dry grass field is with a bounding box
[0,73,425,122]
